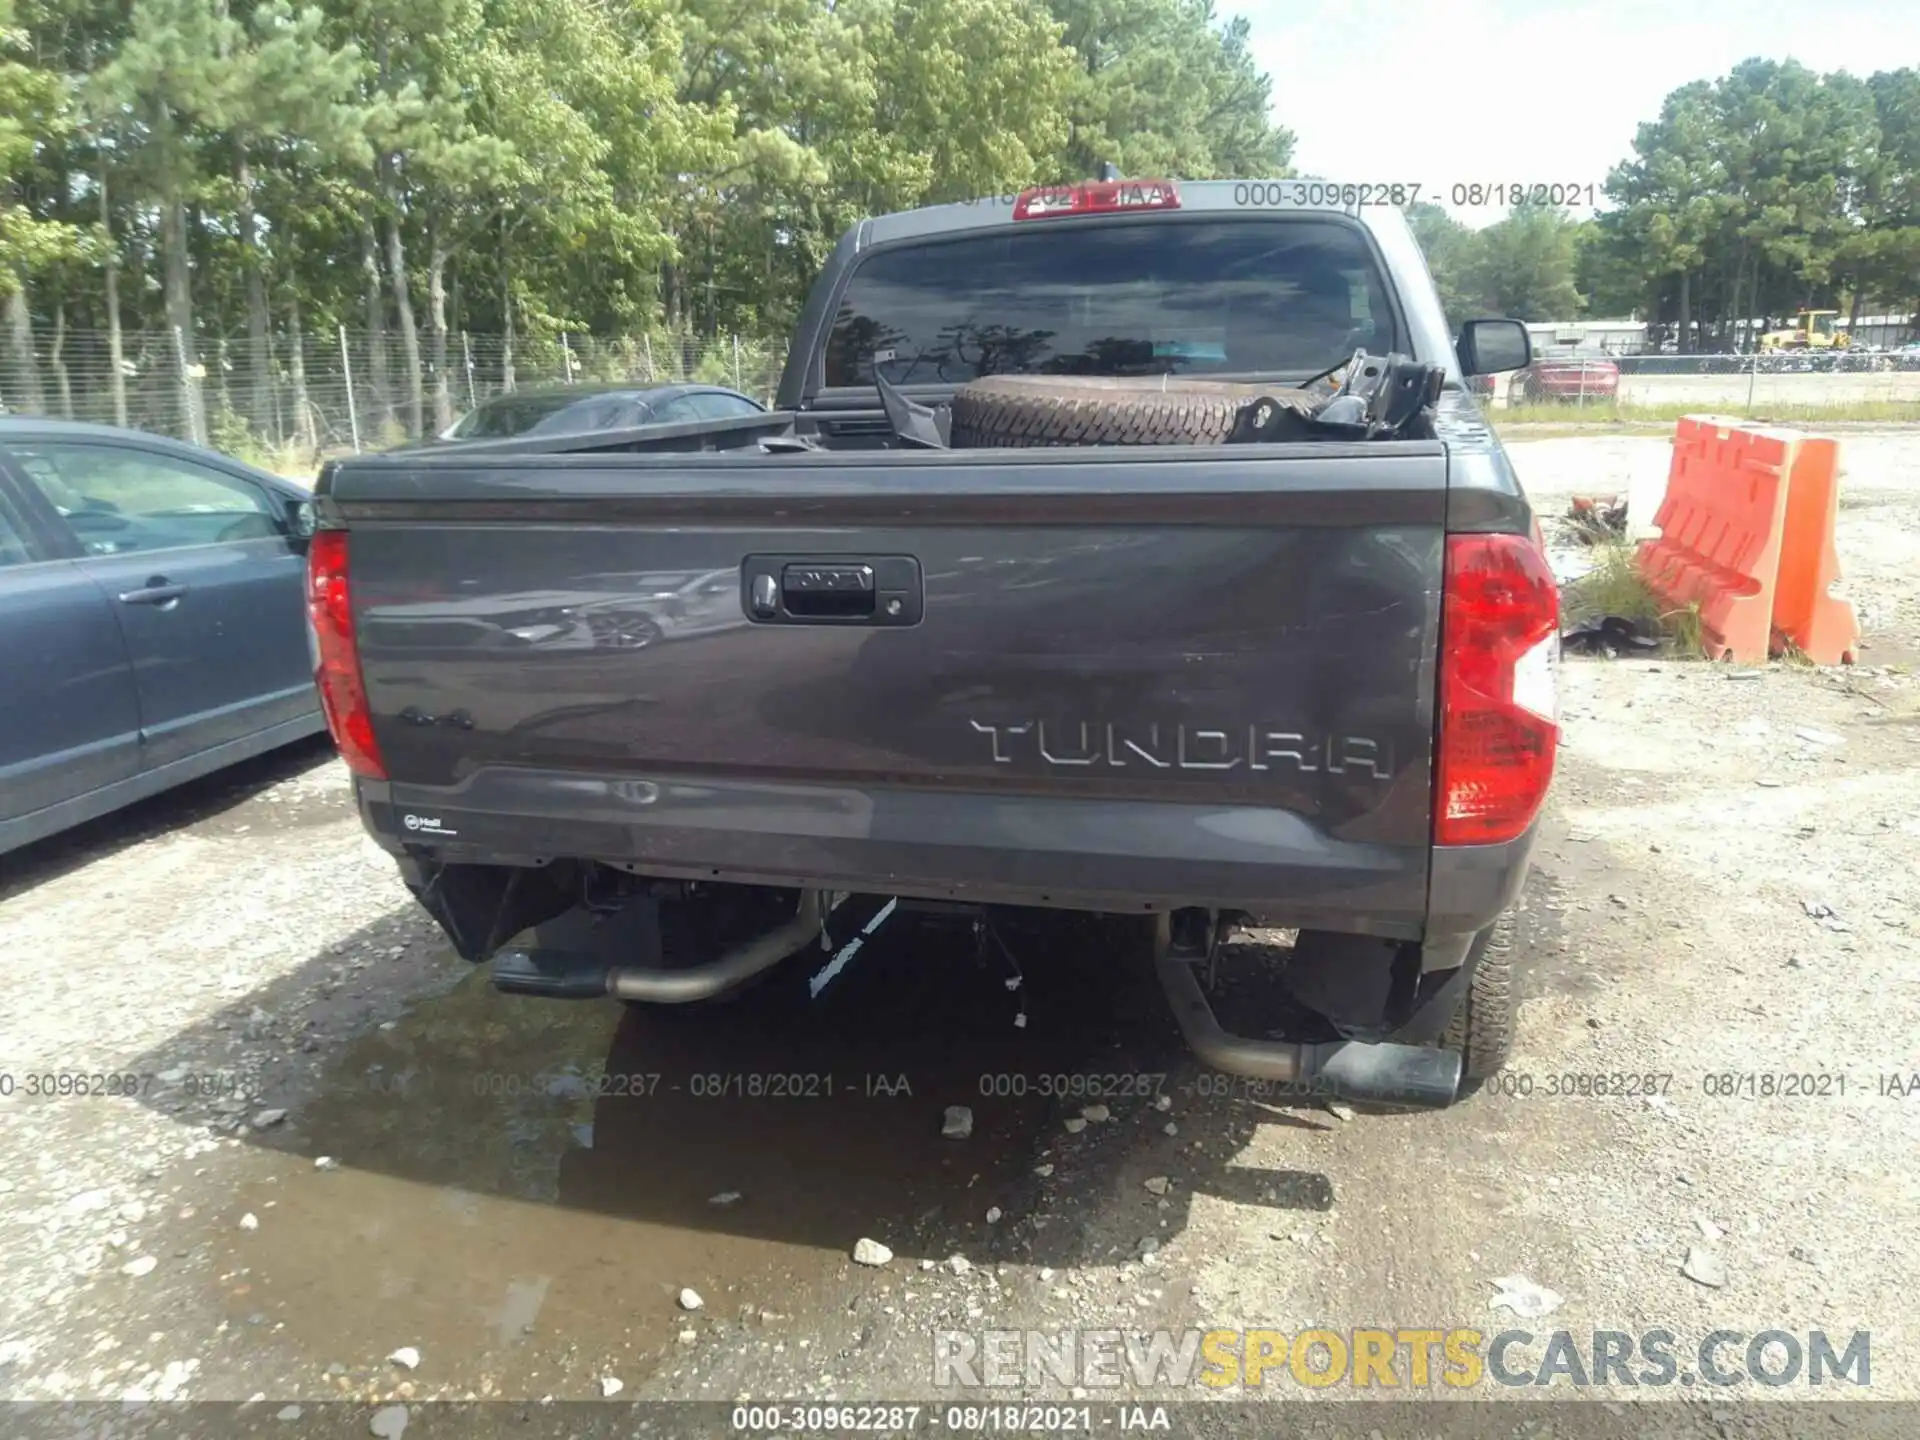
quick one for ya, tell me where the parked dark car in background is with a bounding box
[0,420,325,856]
[439,383,766,442]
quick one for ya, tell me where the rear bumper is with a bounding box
[356,767,1536,945]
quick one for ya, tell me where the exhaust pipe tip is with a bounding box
[607,890,834,1004]
[1155,940,1464,1111]
[1314,1040,1463,1111]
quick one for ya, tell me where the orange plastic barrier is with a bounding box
[1635,416,1792,663]
[1633,416,1859,665]
[1771,435,1859,664]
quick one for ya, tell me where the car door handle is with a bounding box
[118,579,188,606]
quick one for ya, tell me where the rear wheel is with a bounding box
[1441,909,1517,1083]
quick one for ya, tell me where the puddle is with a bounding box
[211,907,1186,1394]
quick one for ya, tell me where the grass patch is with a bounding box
[1562,540,1702,656]
[1496,421,1677,442]
[1496,399,1920,427]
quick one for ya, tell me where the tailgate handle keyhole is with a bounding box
[781,563,875,618]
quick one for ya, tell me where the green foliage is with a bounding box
[1404,202,1477,325]
[1573,214,1646,319]
[1412,203,1589,324]
[1,0,90,284]
[1044,0,1293,179]
[5,0,1299,420]
[1464,206,1587,322]
[1598,60,1920,341]
[868,0,1077,203]
[1417,59,1920,335]
[9,0,1920,454]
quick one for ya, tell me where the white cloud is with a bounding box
[1224,0,1920,227]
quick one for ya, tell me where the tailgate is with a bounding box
[331,444,1446,933]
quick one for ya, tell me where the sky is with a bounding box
[1221,0,1920,228]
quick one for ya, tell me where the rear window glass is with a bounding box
[823,218,1397,388]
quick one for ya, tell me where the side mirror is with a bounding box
[1457,318,1532,376]
[288,499,319,543]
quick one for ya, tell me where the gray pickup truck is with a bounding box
[310,179,1556,1109]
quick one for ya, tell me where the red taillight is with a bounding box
[1435,531,1560,846]
[1012,179,1180,221]
[306,530,388,780]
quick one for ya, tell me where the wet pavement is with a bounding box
[156,897,1201,1399]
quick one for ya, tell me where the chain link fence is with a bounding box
[0,324,790,474]
[1489,350,1920,420]
[7,323,1919,469]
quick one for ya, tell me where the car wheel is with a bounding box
[585,612,663,650]
[1441,908,1517,1085]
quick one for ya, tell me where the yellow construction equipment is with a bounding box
[1757,310,1851,352]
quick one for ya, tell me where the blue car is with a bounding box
[0,420,326,855]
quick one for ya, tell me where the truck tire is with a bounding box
[1441,909,1517,1084]
[951,375,1302,448]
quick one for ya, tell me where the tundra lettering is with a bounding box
[971,721,1393,780]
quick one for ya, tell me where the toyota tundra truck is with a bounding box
[305,178,1554,1109]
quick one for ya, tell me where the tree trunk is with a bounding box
[100,158,128,427]
[500,214,516,393]
[361,220,388,435]
[288,291,316,454]
[2,282,41,413]
[3,281,44,413]
[161,190,206,442]
[268,331,284,440]
[1676,271,1691,354]
[1727,255,1746,351]
[216,335,233,421]
[427,220,452,434]
[383,198,423,439]
[236,150,273,440]
[50,302,73,419]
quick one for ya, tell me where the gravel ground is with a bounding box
[1,430,1917,1438]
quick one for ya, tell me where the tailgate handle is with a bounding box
[782,563,874,617]
[743,555,922,627]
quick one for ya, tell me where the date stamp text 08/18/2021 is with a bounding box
[960,181,1600,209]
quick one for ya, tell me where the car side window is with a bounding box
[0,487,37,568]
[11,443,282,557]
[689,393,761,419]
[649,397,699,424]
